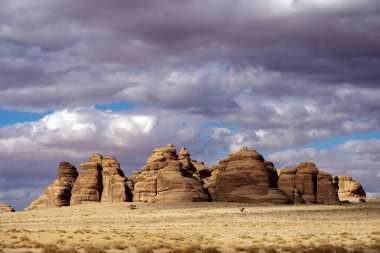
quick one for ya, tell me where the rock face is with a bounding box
[70,159,102,205]
[316,171,340,204]
[203,166,219,200]
[133,144,210,203]
[277,167,303,203]
[0,204,15,213]
[278,162,339,204]
[101,156,132,202]
[25,162,78,210]
[338,176,367,202]
[214,147,290,204]
[295,162,319,203]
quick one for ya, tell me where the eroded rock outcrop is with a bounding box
[278,162,339,204]
[338,176,366,202]
[277,167,303,203]
[133,144,210,203]
[0,204,15,213]
[317,171,340,204]
[25,162,78,210]
[295,162,319,203]
[70,159,102,205]
[101,156,132,202]
[203,166,218,200]
[214,147,290,204]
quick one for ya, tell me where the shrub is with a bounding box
[137,246,154,253]
[265,247,277,253]
[201,247,221,253]
[183,245,198,253]
[234,246,246,252]
[42,244,60,253]
[84,245,106,253]
[19,235,30,242]
[246,247,259,253]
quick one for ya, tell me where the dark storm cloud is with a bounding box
[1,0,380,209]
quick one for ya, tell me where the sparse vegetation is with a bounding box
[83,245,106,253]
[265,247,277,253]
[137,246,155,253]
[201,247,221,253]
[19,235,30,242]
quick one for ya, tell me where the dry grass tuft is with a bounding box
[200,247,221,253]
[83,245,106,253]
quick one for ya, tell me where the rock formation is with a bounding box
[24,145,367,209]
[316,171,340,204]
[0,204,15,213]
[101,156,132,202]
[338,176,366,202]
[278,162,339,204]
[25,162,78,210]
[213,147,290,204]
[277,167,303,203]
[133,144,210,203]
[295,162,319,203]
[203,166,219,200]
[70,158,102,205]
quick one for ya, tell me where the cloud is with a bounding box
[1,0,380,111]
[0,0,380,209]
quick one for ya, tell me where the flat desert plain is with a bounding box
[1,202,380,253]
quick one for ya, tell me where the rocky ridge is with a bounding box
[25,145,367,210]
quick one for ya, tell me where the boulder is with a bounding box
[70,161,102,205]
[101,156,132,202]
[133,144,210,203]
[25,162,78,210]
[0,204,15,213]
[316,171,340,204]
[214,147,290,204]
[338,176,366,202]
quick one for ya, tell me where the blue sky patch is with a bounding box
[94,101,137,111]
[0,109,51,127]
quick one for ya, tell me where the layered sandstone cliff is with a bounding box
[212,147,290,204]
[25,162,78,210]
[278,162,339,204]
[133,144,210,203]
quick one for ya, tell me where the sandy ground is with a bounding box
[0,202,380,252]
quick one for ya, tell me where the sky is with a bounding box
[0,0,380,210]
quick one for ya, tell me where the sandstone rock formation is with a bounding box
[133,144,210,203]
[213,147,290,204]
[295,162,319,203]
[25,162,78,210]
[316,171,340,204]
[338,176,366,202]
[277,167,303,203]
[0,204,15,213]
[278,162,339,204]
[24,145,367,209]
[101,156,132,202]
[70,159,102,205]
[203,166,219,200]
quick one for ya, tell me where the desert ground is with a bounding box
[1,202,380,253]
